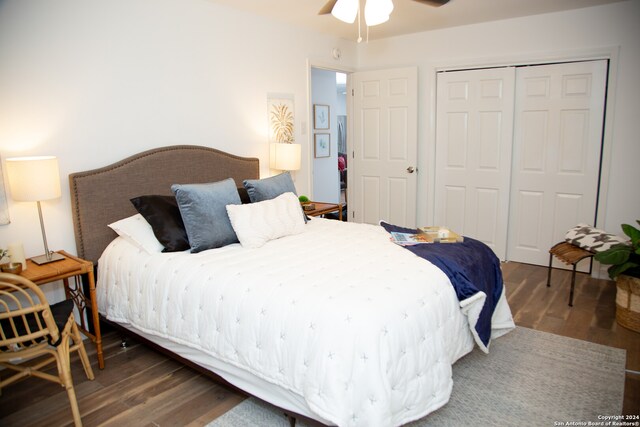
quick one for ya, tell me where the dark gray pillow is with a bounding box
[171,178,241,253]
[130,195,190,252]
[243,172,297,203]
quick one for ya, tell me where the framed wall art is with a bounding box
[267,94,295,143]
[313,104,330,130]
[314,133,330,158]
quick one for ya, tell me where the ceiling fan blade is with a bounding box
[318,0,338,15]
[411,0,450,6]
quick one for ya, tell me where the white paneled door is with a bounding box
[507,60,607,267]
[434,60,607,267]
[351,67,418,227]
[434,67,516,260]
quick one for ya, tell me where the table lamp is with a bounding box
[270,143,301,171]
[5,156,65,264]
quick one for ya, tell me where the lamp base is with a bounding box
[31,252,66,265]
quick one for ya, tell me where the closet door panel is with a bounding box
[435,67,516,260]
[443,185,466,233]
[520,111,548,172]
[513,190,544,249]
[434,61,606,267]
[507,60,607,268]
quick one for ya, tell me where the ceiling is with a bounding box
[208,0,625,41]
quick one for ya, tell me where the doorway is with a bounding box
[310,68,348,210]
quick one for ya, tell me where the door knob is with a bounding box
[406,166,415,173]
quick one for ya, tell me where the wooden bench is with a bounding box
[547,242,595,307]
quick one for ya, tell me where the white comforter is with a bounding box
[97,218,513,426]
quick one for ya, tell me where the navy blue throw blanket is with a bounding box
[380,222,503,348]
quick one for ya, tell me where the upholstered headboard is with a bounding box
[69,145,259,264]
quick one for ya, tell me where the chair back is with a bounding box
[0,272,59,355]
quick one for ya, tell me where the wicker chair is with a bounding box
[0,272,95,426]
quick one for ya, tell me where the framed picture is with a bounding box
[314,133,330,158]
[267,94,294,143]
[313,104,330,130]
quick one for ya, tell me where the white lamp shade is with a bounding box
[332,0,359,24]
[5,156,61,202]
[270,143,301,171]
[365,0,394,26]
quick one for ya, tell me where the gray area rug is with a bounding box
[208,327,626,427]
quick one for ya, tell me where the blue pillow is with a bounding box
[243,172,297,203]
[172,178,241,253]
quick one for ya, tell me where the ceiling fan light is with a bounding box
[332,0,359,24]
[365,12,390,26]
[365,0,394,26]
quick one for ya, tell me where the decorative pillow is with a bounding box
[237,187,251,204]
[243,172,309,222]
[108,214,164,253]
[130,195,190,252]
[564,223,629,253]
[243,172,297,203]
[226,192,306,249]
[172,178,241,253]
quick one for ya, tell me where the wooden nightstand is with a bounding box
[20,250,104,369]
[303,201,343,221]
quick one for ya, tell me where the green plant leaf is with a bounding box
[608,261,638,280]
[621,223,640,244]
[594,244,630,265]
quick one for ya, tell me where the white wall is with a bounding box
[0,0,357,272]
[311,68,340,203]
[1,0,638,293]
[358,0,640,234]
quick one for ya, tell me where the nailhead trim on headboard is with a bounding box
[69,145,259,264]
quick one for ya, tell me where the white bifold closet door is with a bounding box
[435,60,607,267]
[507,60,607,267]
[435,67,516,260]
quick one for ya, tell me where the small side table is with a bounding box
[547,242,595,307]
[20,250,104,369]
[303,201,343,221]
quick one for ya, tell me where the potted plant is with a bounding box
[298,195,314,211]
[594,220,640,332]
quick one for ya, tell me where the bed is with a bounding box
[69,145,515,427]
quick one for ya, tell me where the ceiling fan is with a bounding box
[319,0,449,42]
[319,0,451,20]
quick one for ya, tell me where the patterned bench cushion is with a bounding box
[564,223,629,253]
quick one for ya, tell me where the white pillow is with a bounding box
[108,214,164,253]
[226,192,306,248]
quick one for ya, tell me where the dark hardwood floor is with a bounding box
[1,262,638,426]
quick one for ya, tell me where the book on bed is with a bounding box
[389,231,429,246]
